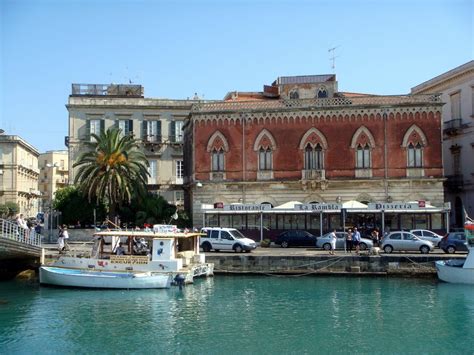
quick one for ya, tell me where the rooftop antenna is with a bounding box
[328,46,340,72]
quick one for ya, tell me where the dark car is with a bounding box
[274,230,318,248]
[440,231,468,254]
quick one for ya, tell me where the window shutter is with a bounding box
[100,120,105,135]
[129,120,133,136]
[157,121,162,142]
[85,120,91,141]
[170,121,176,142]
[142,121,147,140]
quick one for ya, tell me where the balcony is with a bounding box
[444,174,464,192]
[56,178,69,185]
[71,84,144,97]
[355,168,372,178]
[301,169,325,180]
[443,119,465,136]
[210,172,225,181]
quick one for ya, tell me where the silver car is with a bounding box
[381,231,433,254]
[316,232,373,251]
[410,229,443,247]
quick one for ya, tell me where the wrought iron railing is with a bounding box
[0,219,42,247]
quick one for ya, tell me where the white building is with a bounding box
[412,61,474,226]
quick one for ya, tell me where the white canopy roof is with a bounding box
[343,200,368,208]
[274,201,303,209]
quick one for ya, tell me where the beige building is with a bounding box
[38,150,69,211]
[0,132,40,217]
[412,60,474,227]
[66,84,204,207]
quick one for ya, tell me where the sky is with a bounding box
[1,0,472,153]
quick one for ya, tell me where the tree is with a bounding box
[0,204,9,218]
[4,202,19,218]
[54,186,106,226]
[73,127,149,222]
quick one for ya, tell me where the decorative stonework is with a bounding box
[253,129,277,151]
[401,124,428,147]
[206,131,229,152]
[298,128,328,149]
[350,126,376,148]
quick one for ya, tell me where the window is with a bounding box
[304,143,323,170]
[259,147,272,170]
[170,121,183,143]
[450,92,461,119]
[148,160,157,183]
[451,145,461,174]
[407,142,423,167]
[88,119,104,141]
[356,144,371,168]
[212,148,224,172]
[175,190,184,203]
[221,231,233,240]
[144,120,161,142]
[290,90,299,99]
[176,160,183,178]
[117,120,133,137]
[210,230,219,239]
[404,233,415,240]
[317,87,328,98]
[389,233,402,240]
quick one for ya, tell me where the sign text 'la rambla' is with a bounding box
[224,204,272,211]
[294,203,342,211]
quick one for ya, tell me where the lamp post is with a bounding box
[46,162,59,242]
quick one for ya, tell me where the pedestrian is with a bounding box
[346,228,353,253]
[353,227,361,254]
[16,214,28,230]
[61,225,70,251]
[57,225,65,252]
[371,228,380,247]
[329,229,337,255]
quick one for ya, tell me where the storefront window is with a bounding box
[263,214,276,230]
[414,214,428,229]
[231,215,244,229]
[308,214,321,232]
[219,215,231,228]
[384,214,399,234]
[432,214,443,230]
[400,214,413,230]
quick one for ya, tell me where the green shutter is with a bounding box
[170,121,176,143]
[100,120,105,135]
[85,120,91,141]
[142,121,147,140]
[157,121,162,142]
[129,120,133,136]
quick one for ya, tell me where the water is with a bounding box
[1,276,473,354]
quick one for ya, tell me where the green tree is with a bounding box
[73,127,149,222]
[54,186,106,226]
[5,202,19,217]
[0,204,9,218]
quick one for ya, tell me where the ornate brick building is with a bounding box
[184,75,445,230]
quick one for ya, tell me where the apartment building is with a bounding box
[0,131,40,217]
[38,150,69,211]
[66,84,203,207]
[412,61,474,227]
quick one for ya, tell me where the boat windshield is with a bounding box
[229,230,247,239]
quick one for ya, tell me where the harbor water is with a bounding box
[1,276,473,354]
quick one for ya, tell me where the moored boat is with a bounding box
[435,220,474,285]
[40,228,213,289]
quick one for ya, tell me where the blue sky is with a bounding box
[1,0,472,153]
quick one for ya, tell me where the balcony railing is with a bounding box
[443,119,464,136]
[302,169,325,180]
[71,84,143,97]
[444,174,464,192]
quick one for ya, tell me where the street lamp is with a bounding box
[46,162,59,242]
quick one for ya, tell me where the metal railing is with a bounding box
[71,84,143,97]
[0,219,42,247]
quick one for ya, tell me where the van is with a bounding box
[200,227,257,253]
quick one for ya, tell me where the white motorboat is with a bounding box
[40,228,213,289]
[436,221,474,285]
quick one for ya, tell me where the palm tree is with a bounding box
[73,127,150,222]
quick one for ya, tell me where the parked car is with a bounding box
[439,231,468,254]
[316,231,373,251]
[381,231,433,254]
[410,229,444,247]
[274,230,318,248]
[200,227,257,253]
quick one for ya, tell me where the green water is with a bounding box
[0,276,473,354]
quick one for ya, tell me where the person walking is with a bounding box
[346,228,353,253]
[353,227,361,254]
[329,229,337,255]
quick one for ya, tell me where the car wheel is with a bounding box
[383,245,393,254]
[281,241,289,248]
[323,243,331,251]
[202,243,211,252]
[214,249,220,252]
[437,242,441,248]
[234,244,243,253]
[420,245,430,254]
[447,246,456,254]
[360,243,367,251]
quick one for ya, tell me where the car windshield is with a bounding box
[229,230,246,239]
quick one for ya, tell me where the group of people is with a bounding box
[327,227,364,255]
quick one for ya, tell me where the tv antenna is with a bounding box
[328,46,340,72]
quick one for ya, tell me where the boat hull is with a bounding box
[40,266,172,289]
[435,260,474,285]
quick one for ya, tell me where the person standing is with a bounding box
[57,225,65,252]
[353,227,361,254]
[329,229,337,255]
[16,214,28,230]
[346,228,353,253]
[61,225,70,251]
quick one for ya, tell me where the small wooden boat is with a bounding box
[436,220,474,285]
[40,266,172,289]
[40,227,213,289]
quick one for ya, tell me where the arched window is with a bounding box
[407,142,423,168]
[356,144,371,168]
[317,87,328,98]
[259,147,272,171]
[212,148,224,172]
[304,143,324,170]
[290,90,299,99]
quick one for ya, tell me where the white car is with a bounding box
[409,229,443,247]
[381,231,434,254]
[200,227,257,253]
